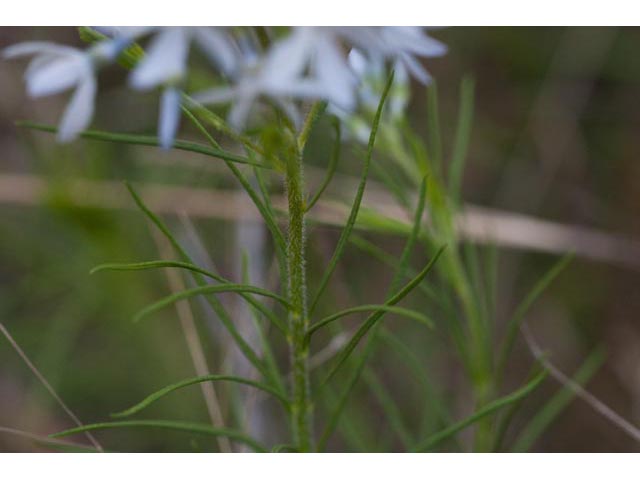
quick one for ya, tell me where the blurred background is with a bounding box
[0,27,638,452]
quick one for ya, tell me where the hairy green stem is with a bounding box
[285,150,313,452]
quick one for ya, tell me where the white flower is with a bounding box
[194,27,448,130]
[343,27,447,84]
[347,49,409,117]
[192,52,300,129]
[330,49,410,144]
[129,27,239,89]
[193,27,360,129]
[271,27,358,110]
[127,27,240,148]
[3,40,120,142]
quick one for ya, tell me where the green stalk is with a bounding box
[285,149,313,452]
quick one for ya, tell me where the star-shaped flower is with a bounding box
[4,39,121,142]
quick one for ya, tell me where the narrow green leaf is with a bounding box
[91,260,287,334]
[349,235,443,307]
[379,328,457,443]
[389,175,428,293]
[16,121,268,169]
[319,175,435,448]
[497,253,575,376]
[180,110,288,257]
[298,100,328,153]
[324,245,446,383]
[371,160,413,212]
[306,117,341,212]
[448,76,475,203]
[307,304,433,342]
[317,354,369,451]
[125,182,189,259]
[91,260,218,278]
[124,183,279,388]
[183,95,270,163]
[413,370,548,452]
[134,283,291,323]
[486,242,499,324]
[426,81,443,178]
[512,347,605,452]
[491,364,545,452]
[309,71,395,316]
[0,425,103,453]
[239,250,287,396]
[181,106,221,148]
[271,444,299,453]
[317,247,445,449]
[113,374,289,418]
[51,420,267,452]
[363,368,414,449]
[252,162,290,300]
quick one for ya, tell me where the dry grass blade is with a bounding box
[521,323,640,444]
[150,226,231,453]
[0,322,104,452]
[2,173,639,270]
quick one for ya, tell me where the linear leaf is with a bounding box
[180,110,288,257]
[390,175,428,293]
[51,420,267,452]
[134,283,291,323]
[298,100,328,153]
[512,347,605,452]
[307,304,433,342]
[324,245,446,383]
[448,76,475,203]
[413,370,548,452]
[309,71,395,316]
[17,121,268,169]
[0,425,102,453]
[379,328,457,444]
[113,374,289,418]
[426,81,443,178]
[124,183,278,387]
[497,253,574,376]
[306,117,341,212]
[92,260,286,334]
[363,368,414,449]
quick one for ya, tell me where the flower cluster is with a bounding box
[4,27,446,148]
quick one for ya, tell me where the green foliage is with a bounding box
[17,122,267,169]
[413,370,548,452]
[309,72,395,317]
[512,347,606,452]
[113,374,289,418]
[51,420,268,452]
[8,32,610,454]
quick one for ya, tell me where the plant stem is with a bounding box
[285,149,314,452]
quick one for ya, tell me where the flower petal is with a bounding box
[158,87,182,150]
[192,86,237,105]
[314,37,357,110]
[57,73,96,142]
[26,54,85,97]
[262,27,314,85]
[400,53,432,85]
[130,28,189,89]
[227,93,256,129]
[193,27,238,75]
[3,41,78,59]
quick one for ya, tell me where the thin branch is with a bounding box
[521,323,640,444]
[0,425,102,452]
[0,322,104,452]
